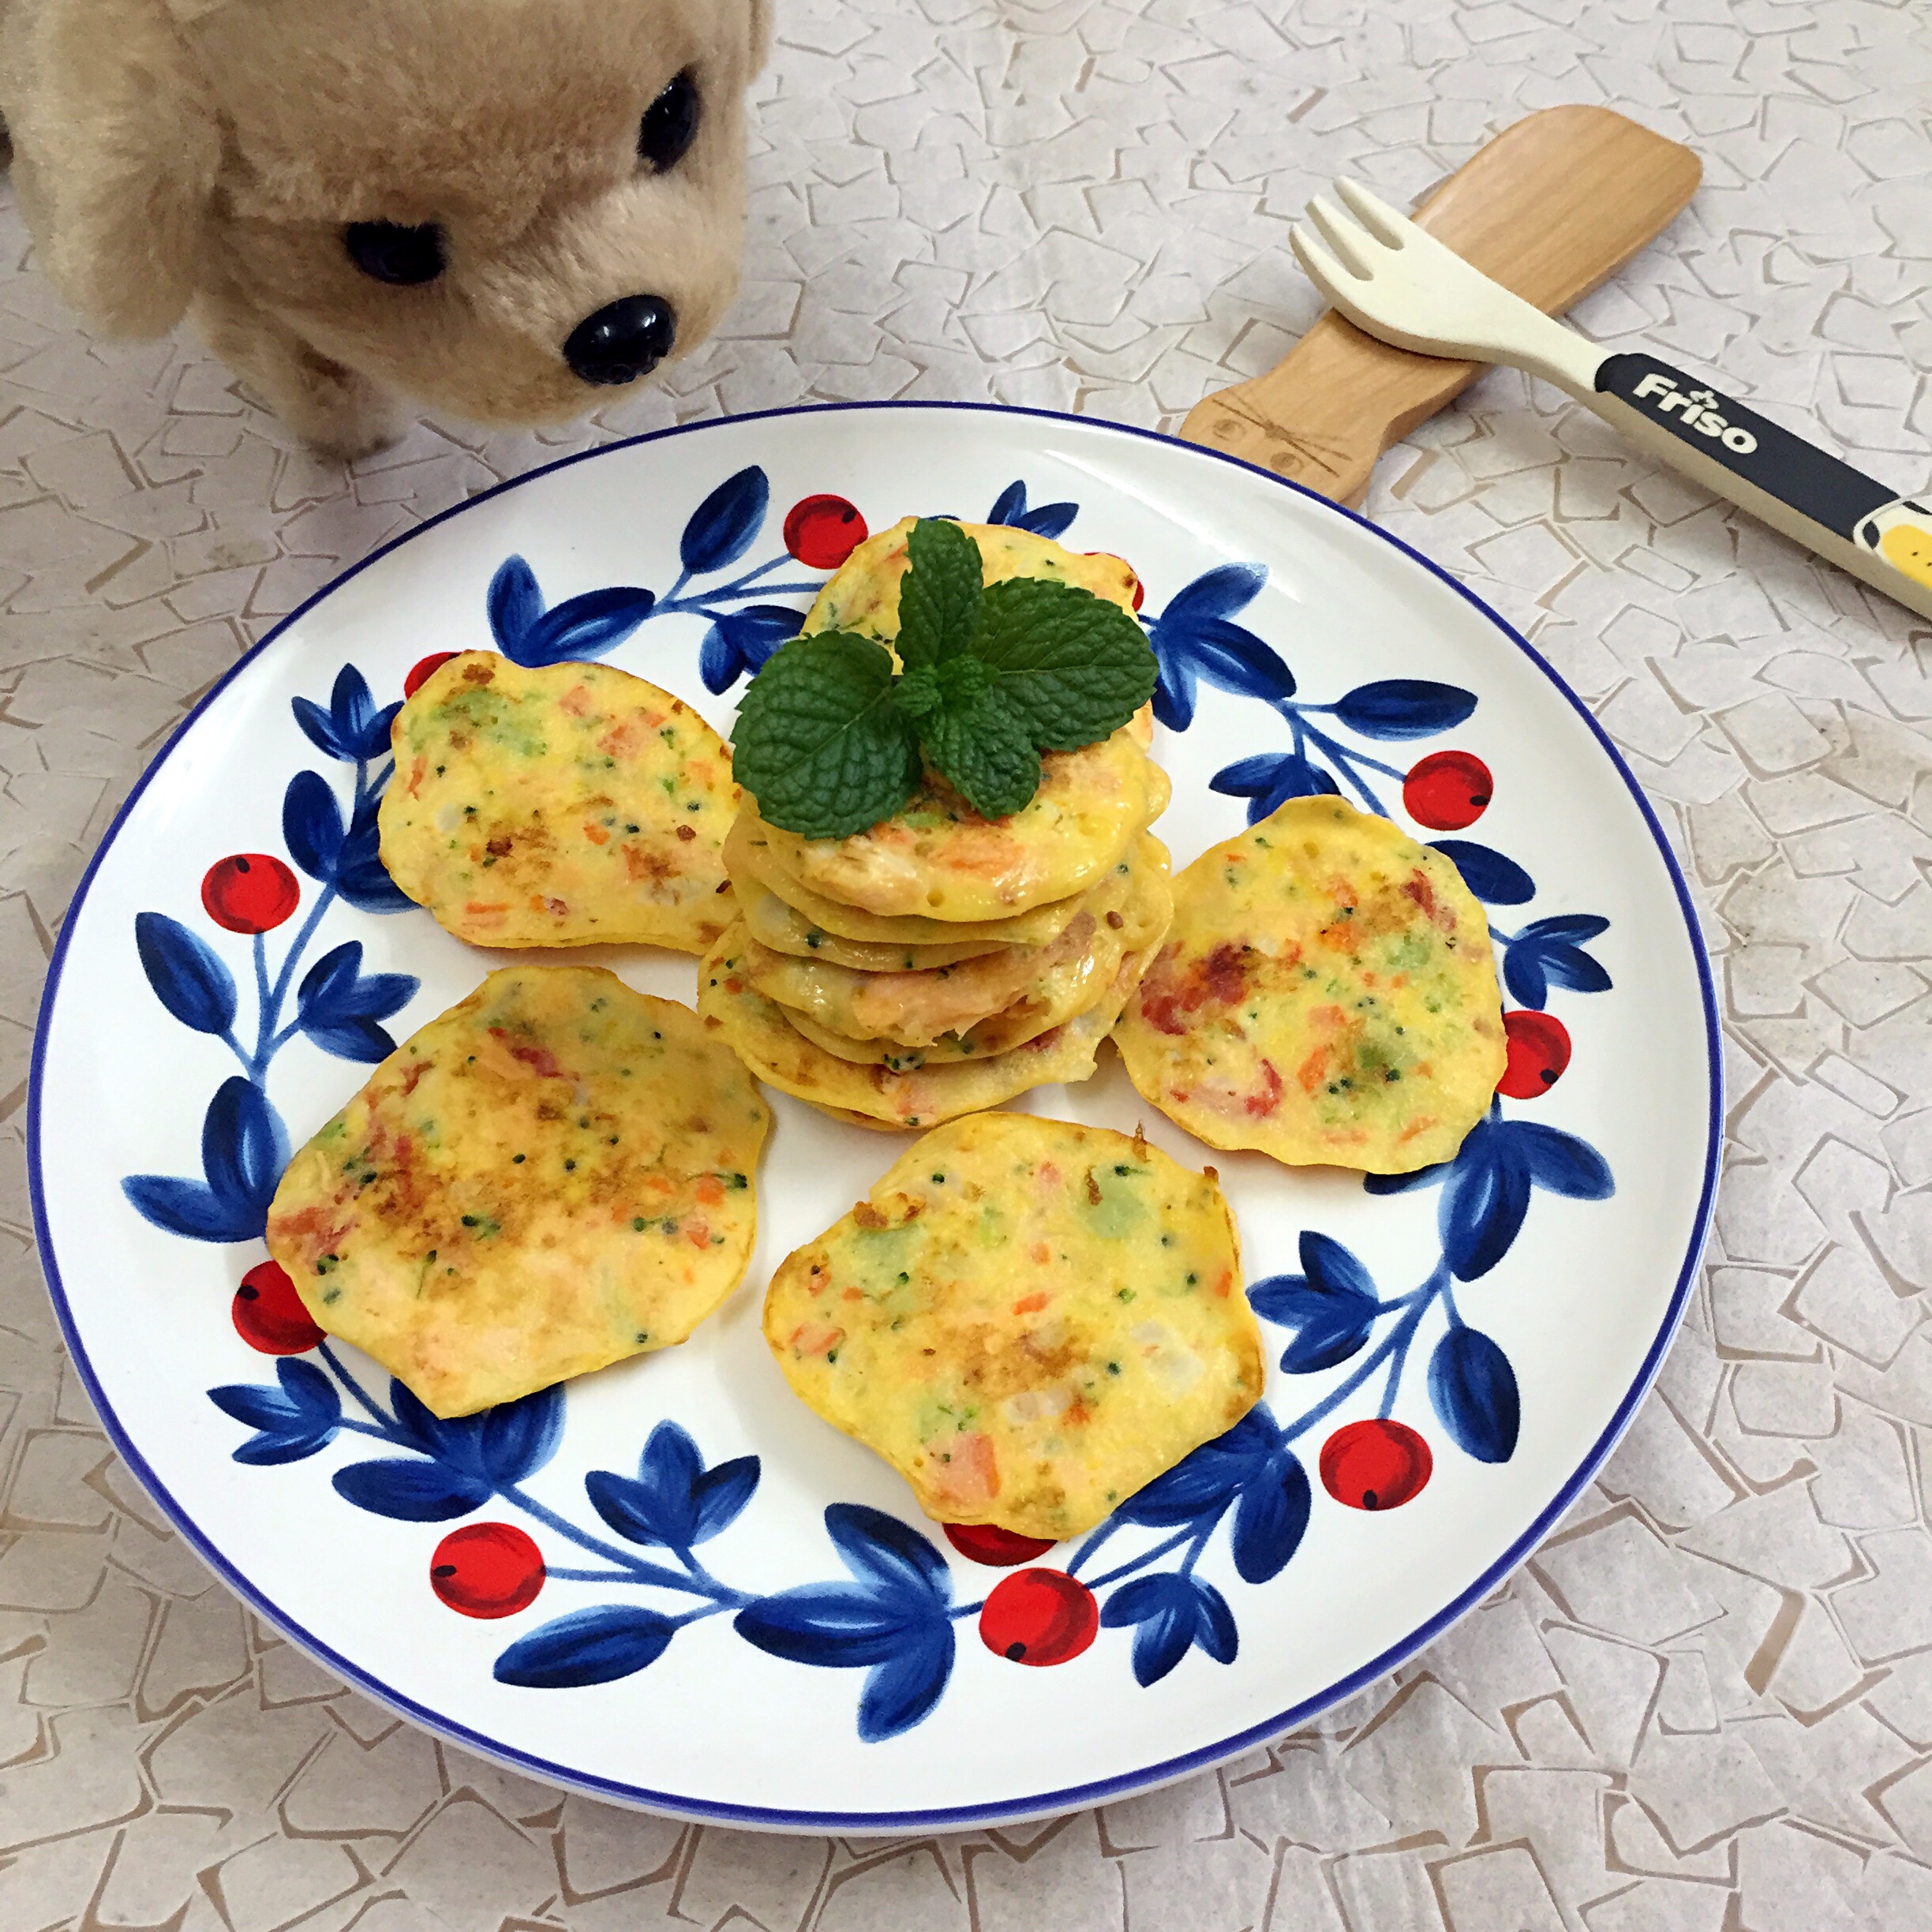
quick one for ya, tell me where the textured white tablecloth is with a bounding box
[6,3,1932,1927]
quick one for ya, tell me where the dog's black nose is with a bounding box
[564,296,676,385]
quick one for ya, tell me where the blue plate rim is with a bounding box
[27,398,1723,1833]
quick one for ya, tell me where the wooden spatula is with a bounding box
[1181,106,1700,506]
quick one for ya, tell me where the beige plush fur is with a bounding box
[0,0,770,455]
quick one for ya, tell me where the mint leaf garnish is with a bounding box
[731,631,920,840]
[920,687,1039,821]
[896,516,983,669]
[732,520,1159,839]
[971,576,1158,751]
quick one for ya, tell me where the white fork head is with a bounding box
[1289,178,1601,396]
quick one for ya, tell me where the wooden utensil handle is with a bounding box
[1182,106,1701,506]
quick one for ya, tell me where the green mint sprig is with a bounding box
[731,518,1156,840]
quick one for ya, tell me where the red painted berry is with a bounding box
[945,1522,1057,1567]
[1498,1009,1572,1099]
[978,1568,1099,1666]
[404,651,459,698]
[1403,750,1493,831]
[430,1523,545,1619]
[783,495,868,570]
[232,1259,325,1355]
[1319,1419,1433,1511]
[201,854,300,934]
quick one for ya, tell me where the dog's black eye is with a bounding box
[638,70,699,172]
[344,222,447,286]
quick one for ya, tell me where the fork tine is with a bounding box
[1334,178,1413,249]
[1304,197,1377,279]
[1288,223,1355,298]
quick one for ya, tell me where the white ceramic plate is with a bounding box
[30,404,1718,1830]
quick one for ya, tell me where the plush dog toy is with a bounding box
[0,0,769,455]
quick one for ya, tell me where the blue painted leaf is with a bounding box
[1428,1326,1519,1462]
[297,1018,404,1065]
[373,1381,560,1491]
[987,481,1028,526]
[1301,1230,1376,1302]
[134,912,238,1036]
[123,1175,261,1243]
[291,695,347,762]
[587,1421,702,1547]
[494,1606,675,1689]
[1362,1159,1449,1197]
[324,664,399,762]
[826,1502,952,1608]
[200,1078,288,1222]
[231,1432,332,1469]
[297,942,417,1061]
[1430,840,1534,906]
[1209,751,1339,822]
[1149,611,1294,727]
[479,1385,565,1485]
[1245,1277,1330,1327]
[331,824,415,915]
[1146,564,1283,728]
[1520,915,1609,944]
[1102,1573,1196,1685]
[1020,503,1077,539]
[132,1079,289,1241]
[1540,941,1612,995]
[681,465,769,575]
[1250,1234,1379,1372]
[1114,1408,1277,1526]
[1332,679,1477,740]
[283,771,345,882]
[1440,1120,1530,1280]
[691,1456,760,1542]
[585,1470,665,1547]
[513,586,657,668]
[856,1623,955,1741]
[698,623,734,696]
[332,1458,492,1521]
[488,556,545,653]
[1502,919,1612,1009]
[388,1380,467,1466]
[1192,1578,1238,1664]
[698,604,801,694]
[208,1359,341,1464]
[734,1586,912,1668]
[1279,1309,1376,1374]
[1502,942,1550,1011]
[1231,1452,1310,1584]
[1101,1573,1235,1684]
[1157,562,1267,627]
[1511,1121,1615,1200]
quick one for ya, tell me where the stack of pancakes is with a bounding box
[699,520,1174,1131]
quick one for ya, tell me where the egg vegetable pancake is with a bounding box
[751,729,1167,923]
[379,652,735,953]
[1115,798,1507,1174]
[805,515,1142,644]
[745,835,1169,1048]
[758,840,1173,1069]
[724,811,1089,951]
[764,1114,1262,1541]
[741,885,1005,972]
[743,516,1164,922]
[265,966,768,1418]
[700,925,1151,1130]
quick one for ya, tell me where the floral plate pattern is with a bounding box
[30,404,1720,1829]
